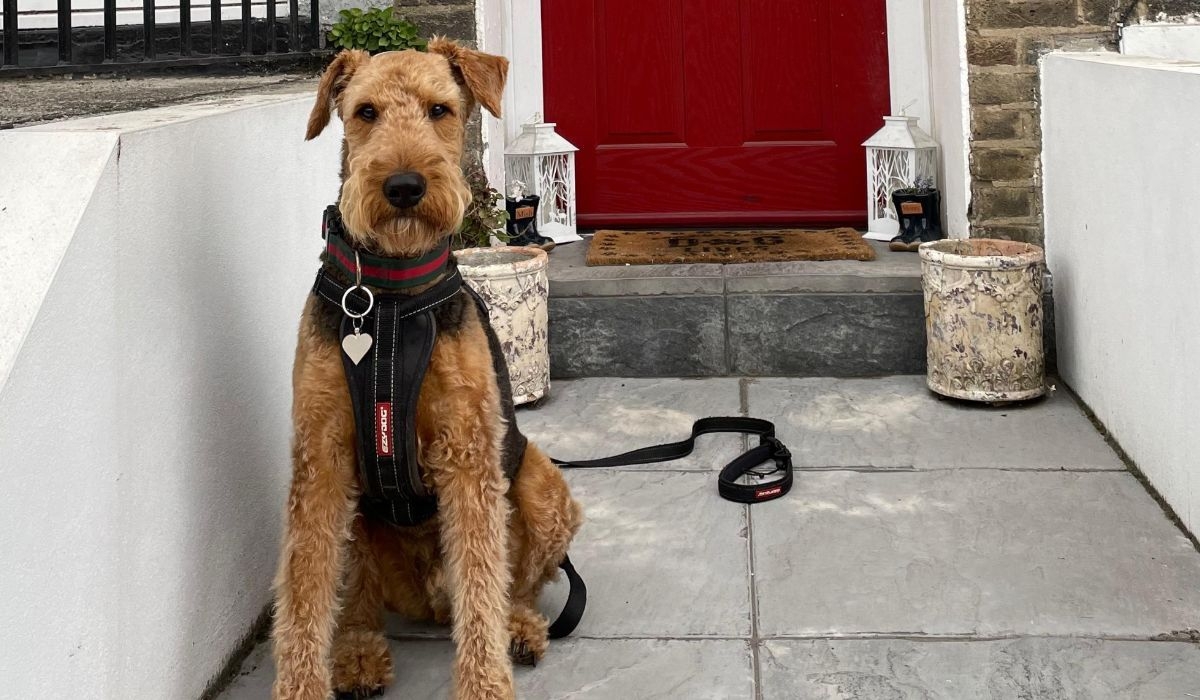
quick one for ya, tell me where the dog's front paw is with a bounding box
[507,605,549,667]
[331,628,394,699]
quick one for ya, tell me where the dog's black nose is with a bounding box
[383,171,426,209]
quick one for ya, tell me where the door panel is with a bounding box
[543,0,890,226]
[596,0,686,142]
[740,0,828,139]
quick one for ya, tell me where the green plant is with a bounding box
[328,7,425,53]
[894,176,937,195]
[453,160,508,250]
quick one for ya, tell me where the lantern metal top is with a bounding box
[862,116,938,150]
[505,113,579,156]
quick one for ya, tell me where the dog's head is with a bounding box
[306,40,508,257]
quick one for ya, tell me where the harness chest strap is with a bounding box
[314,267,466,527]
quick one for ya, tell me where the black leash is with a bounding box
[552,417,794,503]
[548,555,586,640]
[544,417,794,640]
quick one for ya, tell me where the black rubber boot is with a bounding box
[506,195,555,251]
[888,220,922,252]
[889,190,942,252]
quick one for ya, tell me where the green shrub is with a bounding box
[328,7,425,53]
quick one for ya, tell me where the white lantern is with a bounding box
[862,116,939,240]
[505,114,579,241]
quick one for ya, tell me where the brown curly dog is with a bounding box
[270,41,583,700]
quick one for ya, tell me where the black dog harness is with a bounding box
[315,207,527,528]
[314,266,464,526]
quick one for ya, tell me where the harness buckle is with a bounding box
[322,205,342,240]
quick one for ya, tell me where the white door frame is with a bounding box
[477,0,954,218]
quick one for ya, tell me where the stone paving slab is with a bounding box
[759,638,1200,699]
[517,378,745,471]
[555,470,751,637]
[389,467,754,641]
[722,243,923,294]
[747,376,1124,470]
[753,470,1200,638]
[548,238,922,297]
[548,240,725,297]
[222,638,754,699]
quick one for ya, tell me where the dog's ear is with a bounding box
[428,38,509,118]
[306,50,370,140]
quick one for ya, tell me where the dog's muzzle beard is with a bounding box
[339,154,469,257]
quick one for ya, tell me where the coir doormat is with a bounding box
[585,228,875,266]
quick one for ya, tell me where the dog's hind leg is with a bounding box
[272,310,361,700]
[506,443,584,665]
[330,516,392,699]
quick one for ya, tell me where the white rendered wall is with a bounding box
[927,0,971,239]
[1122,22,1200,62]
[0,89,343,698]
[477,0,514,193]
[1042,52,1200,537]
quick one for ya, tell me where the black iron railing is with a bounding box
[0,0,324,74]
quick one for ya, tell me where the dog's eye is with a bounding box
[429,104,450,120]
[356,104,377,122]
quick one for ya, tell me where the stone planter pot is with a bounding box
[919,238,1046,402]
[454,246,550,405]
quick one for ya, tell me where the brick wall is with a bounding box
[394,0,476,43]
[965,0,1200,245]
[394,0,485,165]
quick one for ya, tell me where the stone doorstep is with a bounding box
[548,238,924,296]
[545,238,1055,378]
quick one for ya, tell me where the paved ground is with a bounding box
[222,377,1200,699]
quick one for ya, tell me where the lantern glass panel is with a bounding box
[537,153,575,231]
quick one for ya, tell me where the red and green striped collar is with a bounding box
[322,208,450,290]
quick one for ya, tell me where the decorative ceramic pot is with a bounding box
[919,239,1045,402]
[454,246,549,405]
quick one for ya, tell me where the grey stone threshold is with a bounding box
[548,239,924,297]
[546,238,1053,378]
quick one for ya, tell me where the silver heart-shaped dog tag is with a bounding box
[342,332,373,365]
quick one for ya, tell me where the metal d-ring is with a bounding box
[341,284,374,319]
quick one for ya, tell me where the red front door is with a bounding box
[542,0,890,227]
